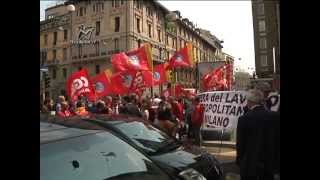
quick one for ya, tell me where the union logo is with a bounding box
[128,55,140,66]
[95,82,105,93]
[153,72,161,81]
[122,74,133,88]
[175,54,183,62]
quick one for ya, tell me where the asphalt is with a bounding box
[201,142,280,180]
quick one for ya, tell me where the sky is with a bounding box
[40,0,255,74]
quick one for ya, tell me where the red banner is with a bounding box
[90,71,113,98]
[167,42,194,69]
[111,44,152,72]
[66,69,95,102]
[202,65,228,91]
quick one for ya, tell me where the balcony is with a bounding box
[45,59,60,66]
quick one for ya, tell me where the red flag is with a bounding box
[66,68,95,102]
[153,64,167,85]
[110,70,136,95]
[141,64,167,87]
[202,65,227,91]
[161,84,187,98]
[90,71,113,98]
[167,42,194,69]
[225,63,233,90]
[131,71,152,90]
[111,44,152,72]
[174,84,186,97]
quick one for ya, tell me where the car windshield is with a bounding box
[40,131,171,180]
[112,121,180,155]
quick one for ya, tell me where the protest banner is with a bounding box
[198,91,247,130]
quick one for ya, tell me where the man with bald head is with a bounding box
[236,89,278,180]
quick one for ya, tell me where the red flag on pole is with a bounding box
[90,70,113,98]
[110,70,136,95]
[111,44,153,72]
[66,68,95,102]
[202,65,227,91]
[142,64,167,86]
[167,42,194,69]
[225,63,233,90]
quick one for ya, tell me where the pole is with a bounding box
[218,128,225,159]
[273,46,276,74]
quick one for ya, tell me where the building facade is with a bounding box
[40,0,228,99]
[252,0,280,79]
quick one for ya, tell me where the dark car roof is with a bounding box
[40,113,151,144]
[40,122,104,145]
[40,114,110,145]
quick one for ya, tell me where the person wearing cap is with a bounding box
[236,89,278,180]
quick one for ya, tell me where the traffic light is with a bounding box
[44,73,51,89]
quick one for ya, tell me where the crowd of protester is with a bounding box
[40,93,202,140]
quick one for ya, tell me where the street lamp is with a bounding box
[67,4,75,12]
[165,12,178,95]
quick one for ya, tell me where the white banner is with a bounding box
[198,91,247,130]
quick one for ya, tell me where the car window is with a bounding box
[40,131,171,180]
[114,121,173,153]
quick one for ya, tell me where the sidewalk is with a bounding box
[201,141,240,180]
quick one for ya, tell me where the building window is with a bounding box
[259,37,267,49]
[121,0,124,5]
[95,65,100,74]
[63,68,67,79]
[137,39,141,48]
[258,20,266,32]
[96,21,100,35]
[134,0,142,9]
[79,7,86,16]
[52,49,56,60]
[63,30,68,41]
[165,35,168,44]
[146,7,153,17]
[53,31,57,45]
[158,29,161,42]
[113,0,120,8]
[260,55,268,67]
[52,69,56,79]
[136,18,141,33]
[115,17,120,32]
[95,41,100,55]
[94,2,104,12]
[44,34,48,45]
[148,24,152,38]
[172,39,175,48]
[257,3,265,15]
[114,38,119,50]
[63,48,67,61]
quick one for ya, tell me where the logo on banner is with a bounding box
[122,74,133,88]
[128,55,140,66]
[175,54,183,62]
[153,72,161,81]
[71,76,91,96]
[95,82,105,93]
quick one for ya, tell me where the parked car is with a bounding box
[40,116,207,180]
[47,114,223,180]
